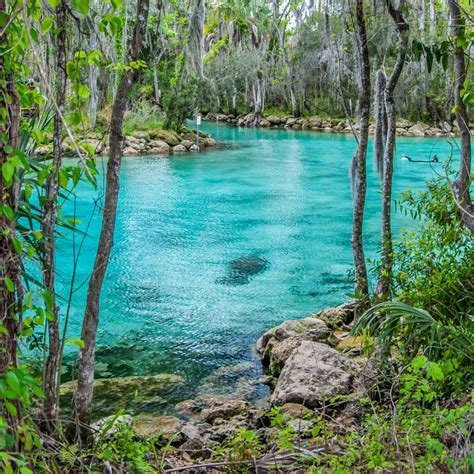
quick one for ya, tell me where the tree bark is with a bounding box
[41,0,67,428]
[373,69,387,177]
[376,0,409,300]
[0,0,23,446]
[73,0,151,439]
[447,0,474,233]
[351,0,371,300]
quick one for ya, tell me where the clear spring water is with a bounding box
[55,122,455,407]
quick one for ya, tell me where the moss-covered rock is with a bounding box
[60,374,185,420]
[156,129,180,146]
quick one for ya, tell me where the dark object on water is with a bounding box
[216,256,269,286]
[401,154,440,163]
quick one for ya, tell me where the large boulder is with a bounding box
[173,144,186,153]
[271,341,353,408]
[408,122,429,137]
[148,140,170,154]
[257,318,331,376]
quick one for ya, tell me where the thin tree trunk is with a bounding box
[0,0,23,446]
[351,0,371,300]
[373,69,387,177]
[376,0,409,299]
[447,0,474,233]
[73,0,151,440]
[42,0,67,428]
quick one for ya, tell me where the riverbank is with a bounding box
[205,111,466,138]
[35,126,218,157]
[78,300,471,471]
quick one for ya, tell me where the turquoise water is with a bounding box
[56,123,454,405]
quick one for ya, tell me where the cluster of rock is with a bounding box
[89,300,378,468]
[205,112,467,137]
[35,128,217,157]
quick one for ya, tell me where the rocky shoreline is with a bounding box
[205,111,467,138]
[83,300,381,465]
[35,127,218,157]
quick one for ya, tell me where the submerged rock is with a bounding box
[60,374,185,419]
[271,341,353,408]
[216,256,269,286]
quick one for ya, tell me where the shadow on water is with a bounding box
[216,256,270,286]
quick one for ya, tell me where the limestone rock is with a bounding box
[287,418,314,436]
[258,318,330,374]
[200,398,250,423]
[408,122,429,137]
[122,146,137,156]
[157,130,180,146]
[60,374,184,419]
[204,137,217,146]
[180,139,194,149]
[280,402,313,419]
[148,140,170,154]
[189,144,200,152]
[173,144,186,153]
[133,415,184,441]
[271,341,353,408]
[312,300,360,329]
[260,118,271,127]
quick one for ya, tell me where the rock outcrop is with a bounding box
[205,112,469,138]
[271,341,353,407]
[35,127,218,157]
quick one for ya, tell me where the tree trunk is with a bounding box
[73,0,151,440]
[376,0,409,300]
[42,0,67,428]
[447,0,474,233]
[373,70,387,177]
[351,0,371,300]
[0,0,23,446]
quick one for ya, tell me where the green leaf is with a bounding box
[4,401,17,416]
[2,162,14,182]
[5,372,20,396]
[65,337,85,349]
[427,362,444,382]
[71,0,90,15]
[58,168,68,188]
[47,0,61,7]
[41,17,54,33]
[4,277,14,292]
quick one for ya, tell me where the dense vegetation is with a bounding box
[1,0,473,472]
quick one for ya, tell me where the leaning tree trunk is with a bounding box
[376,0,409,300]
[73,0,151,441]
[447,0,474,233]
[42,0,67,428]
[351,0,371,300]
[0,0,23,446]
